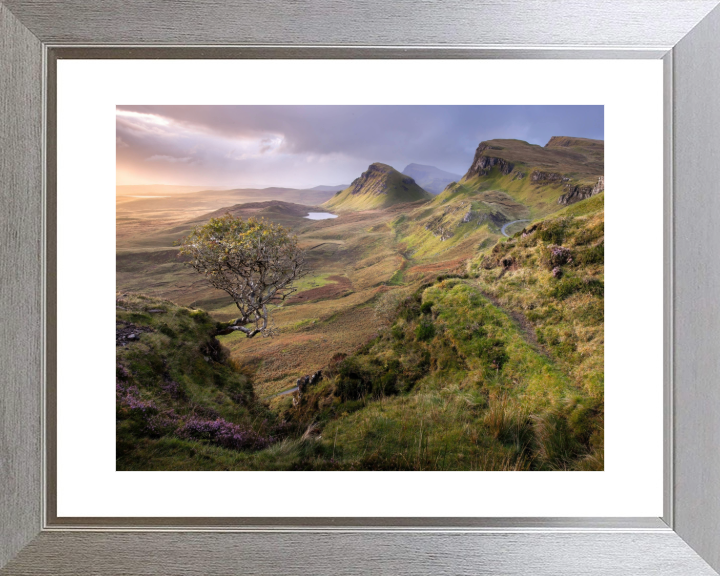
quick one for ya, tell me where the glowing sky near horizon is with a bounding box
[116,105,604,189]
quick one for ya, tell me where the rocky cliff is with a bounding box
[457,137,604,211]
[461,136,603,183]
[462,143,515,180]
[558,176,604,205]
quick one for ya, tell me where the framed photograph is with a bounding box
[2,1,720,574]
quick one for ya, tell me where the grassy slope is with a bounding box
[386,137,603,261]
[119,200,316,250]
[116,138,604,471]
[115,294,287,470]
[460,138,603,214]
[118,194,603,471]
[466,138,604,180]
[324,163,431,212]
[279,194,605,471]
[116,201,343,311]
[469,194,605,397]
[292,280,592,471]
[116,188,339,249]
[118,198,472,399]
[216,208,413,396]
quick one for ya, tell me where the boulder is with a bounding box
[296,370,324,394]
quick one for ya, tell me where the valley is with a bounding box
[117,135,605,471]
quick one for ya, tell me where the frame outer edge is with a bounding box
[0,1,718,574]
[35,48,717,575]
[1,0,719,47]
[671,3,720,573]
[1,531,719,576]
[663,49,675,530]
[0,2,44,570]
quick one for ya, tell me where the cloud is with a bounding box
[116,105,604,188]
[259,137,282,154]
[147,154,194,164]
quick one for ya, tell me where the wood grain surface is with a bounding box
[2,0,720,574]
[672,3,720,573]
[2,531,718,576]
[0,2,43,570]
[2,0,718,47]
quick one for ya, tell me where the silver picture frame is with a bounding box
[2,1,720,573]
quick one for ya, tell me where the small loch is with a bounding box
[305,212,338,220]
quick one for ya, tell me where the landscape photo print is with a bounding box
[116,105,605,472]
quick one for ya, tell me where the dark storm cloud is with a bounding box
[116,105,604,188]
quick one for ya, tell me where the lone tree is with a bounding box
[179,214,305,338]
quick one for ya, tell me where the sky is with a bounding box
[116,105,604,189]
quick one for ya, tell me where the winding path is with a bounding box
[501,219,530,237]
[473,281,550,360]
[263,385,299,401]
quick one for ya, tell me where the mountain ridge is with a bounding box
[461,137,604,183]
[545,136,603,148]
[323,162,432,212]
[401,163,462,195]
[388,135,604,258]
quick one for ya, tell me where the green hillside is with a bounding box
[116,134,604,471]
[458,137,604,214]
[117,193,604,471]
[115,294,288,470]
[387,137,604,259]
[282,194,604,471]
[323,163,431,212]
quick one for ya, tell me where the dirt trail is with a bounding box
[265,385,299,400]
[476,286,550,360]
[501,220,530,237]
[307,242,342,251]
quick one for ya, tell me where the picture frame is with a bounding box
[1,0,719,573]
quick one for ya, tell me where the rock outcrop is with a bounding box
[116,321,154,346]
[462,208,481,223]
[297,370,323,394]
[531,171,564,185]
[558,176,604,205]
[458,137,604,189]
[462,143,515,180]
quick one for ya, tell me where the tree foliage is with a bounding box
[179,214,305,338]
